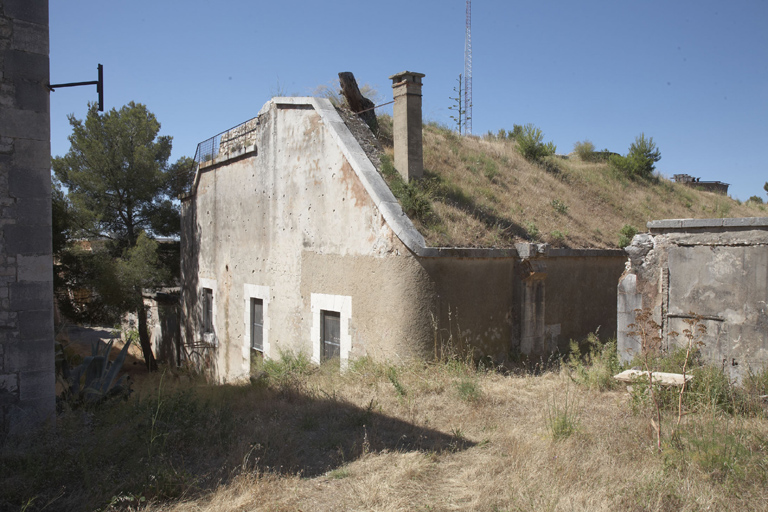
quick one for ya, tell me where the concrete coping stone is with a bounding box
[417,247,518,258]
[648,217,768,231]
[547,248,626,258]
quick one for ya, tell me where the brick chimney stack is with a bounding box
[389,71,425,182]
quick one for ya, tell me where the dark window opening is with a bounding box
[250,298,264,352]
[321,310,341,362]
[203,288,213,334]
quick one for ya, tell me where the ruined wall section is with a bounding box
[618,218,768,379]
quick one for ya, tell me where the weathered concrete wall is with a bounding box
[544,250,627,353]
[617,218,768,380]
[0,0,54,428]
[420,256,516,360]
[181,98,427,381]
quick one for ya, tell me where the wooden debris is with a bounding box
[613,369,693,387]
[338,71,378,134]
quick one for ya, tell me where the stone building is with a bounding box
[672,174,729,195]
[0,0,55,427]
[180,72,626,382]
[618,218,768,380]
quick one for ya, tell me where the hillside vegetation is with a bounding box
[376,117,765,249]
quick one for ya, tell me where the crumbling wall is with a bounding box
[617,218,768,379]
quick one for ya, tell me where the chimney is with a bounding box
[389,71,425,182]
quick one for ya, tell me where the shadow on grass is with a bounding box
[243,388,474,477]
[0,379,474,511]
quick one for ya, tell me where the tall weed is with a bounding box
[567,333,621,391]
[547,383,580,441]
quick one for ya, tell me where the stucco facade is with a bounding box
[618,218,768,380]
[180,97,625,382]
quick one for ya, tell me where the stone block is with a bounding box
[0,138,13,154]
[680,218,723,228]
[722,217,768,228]
[0,107,49,141]
[3,49,49,82]
[11,19,48,55]
[13,79,49,112]
[0,372,19,406]
[3,0,49,25]
[8,159,51,198]
[18,369,54,401]
[648,219,683,230]
[17,254,52,282]
[4,224,51,254]
[11,138,51,175]
[6,197,50,227]
[5,337,54,373]
[16,310,53,342]
[9,281,52,311]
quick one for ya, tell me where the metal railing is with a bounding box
[183,115,260,196]
[192,115,260,166]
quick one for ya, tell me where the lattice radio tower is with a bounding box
[464,0,473,135]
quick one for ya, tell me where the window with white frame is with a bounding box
[310,293,351,369]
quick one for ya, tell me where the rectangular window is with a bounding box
[203,288,213,334]
[250,298,264,352]
[321,310,341,362]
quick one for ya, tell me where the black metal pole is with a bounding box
[97,64,103,111]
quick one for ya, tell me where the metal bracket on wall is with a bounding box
[48,63,104,111]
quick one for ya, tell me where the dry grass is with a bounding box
[378,119,766,249]
[144,362,767,512]
[7,353,764,511]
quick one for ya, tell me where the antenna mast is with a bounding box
[464,0,473,135]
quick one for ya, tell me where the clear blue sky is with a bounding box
[50,0,767,202]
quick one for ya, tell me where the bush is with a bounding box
[551,199,568,215]
[611,133,661,180]
[379,154,434,221]
[748,195,764,204]
[573,140,596,161]
[567,333,622,391]
[618,224,639,248]
[516,124,557,162]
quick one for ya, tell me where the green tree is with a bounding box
[516,123,557,162]
[610,133,661,180]
[53,102,185,371]
[53,102,180,249]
